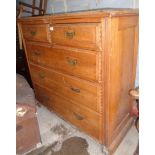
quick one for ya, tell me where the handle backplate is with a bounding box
[33,51,41,56]
[65,31,75,39]
[30,31,37,36]
[38,72,45,79]
[67,58,77,66]
[73,112,84,120]
[42,95,49,102]
[70,87,80,93]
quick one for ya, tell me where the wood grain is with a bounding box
[26,43,100,82]
[51,23,102,51]
[103,15,139,154]
[22,24,51,43]
[34,84,102,141]
[30,63,101,113]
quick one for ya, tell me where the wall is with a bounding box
[16,0,139,86]
[17,0,139,14]
[47,0,139,14]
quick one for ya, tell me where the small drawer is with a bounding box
[27,43,100,82]
[51,23,101,51]
[34,84,102,141]
[30,64,101,113]
[22,24,51,43]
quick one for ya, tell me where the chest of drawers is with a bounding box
[18,9,139,154]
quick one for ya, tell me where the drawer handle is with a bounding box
[30,31,37,36]
[67,58,77,66]
[42,95,49,102]
[70,87,80,93]
[33,51,41,56]
[62,77,80,93]
[73,112,84,120]
[65,31,75,39]
[38,72,45,79]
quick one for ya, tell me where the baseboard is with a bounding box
[109,117,134,155]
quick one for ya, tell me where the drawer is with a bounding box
[30,64,101,113]
[34,84,101,141]
[51,23,101,50]
[22,24,51,43]
[27,43,100,82]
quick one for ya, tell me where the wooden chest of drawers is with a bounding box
[18,9,139,154]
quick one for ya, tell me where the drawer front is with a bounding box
[27,43,100,82]
[22,24,51,43]
[51,23,101,50]
[30,64,101,113]
[34,84,101,141]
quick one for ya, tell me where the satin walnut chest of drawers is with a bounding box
[18,9,139,155]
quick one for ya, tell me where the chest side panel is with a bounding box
[104,15,139,153]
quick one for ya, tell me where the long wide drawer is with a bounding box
[51,23,101,51]
[34,84,102,141]
[27,43,100,82]
[22,24,51,43]
[30,64,101,113]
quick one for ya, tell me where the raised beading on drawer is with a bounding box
[30,64,101,113]
[50,23,102,51]
[27,43,101,82]
[34,84,102,141]
[22,24,51,43]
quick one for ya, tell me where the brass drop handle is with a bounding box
[70,87,80,93]
[30,31,37,36]
[65,31,75,39]
[73,112,84,120]
[33,51,41,56]
[62,77,80,93]
[38,72,45,79]
[42,95,49,102]
[67,58,77,66]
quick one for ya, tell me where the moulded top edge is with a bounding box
[17,8,139,22]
